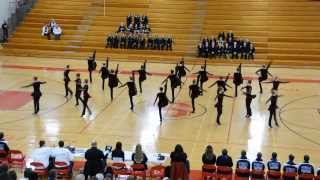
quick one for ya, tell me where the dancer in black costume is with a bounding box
[162,70,181,103]
[256,62,272,93]
[99,58,109,90]
[242,86,256,118]
[214,87,233,125]
[133,60,152,93]
[63,65,73,97]
[266,89,282,128]
[193,60,213,94]
[75,73,82,106]
[233,64,243,97]
[208,74,231,93]
[108,64,122,101]
[189,79,201,113]
[87,50,97,83]
[175,59,190,88]
[154,81,169,123]
[22,77,47,114]
[81,79,92,116]
[263,76,289,91]
[119,72,137,111]
[241,80,253,94]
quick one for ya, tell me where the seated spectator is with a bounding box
[7,170,17,180]
[111,141,124,162]
[0,132,10,158]
[298,155,314,175]
[216,149,233,167]
[283,154,297,173]
[248,43,255,60]
[117,22,126,33]
[170,144,189,180]
[131,144,148,169]
[42,24,51,40]
[84,141,105,179]
[51,140,73,172]
[0,164,9,179]
[236,150,250,177]
[267,152,281,174]
[202,145,216,173]
[52,25,62,40]
[252,152,265,179]
[31,140,53,169]
[49,19,57,29]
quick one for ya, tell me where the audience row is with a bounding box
[41,19,63,40]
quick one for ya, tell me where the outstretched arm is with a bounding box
[40,81,47,85]
[265,97,271,104]
[279,81,289,84]
[21,83,33,88]
[224,73,230,83]
[226,83,232,88]
[119,83,126,88]
[184,66,190,72]
[161,76,169,85]
[153,95,159,105]
[208,81,217,88]
[224,94,233,98]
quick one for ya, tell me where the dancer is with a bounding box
[22,77,47,114]
[75,73,82,106]
[189,79,201,113]
[263,76,289,91]
[256,62,272,93]
[241,80,253,94]
[266,89,282,128]
[63,65,73,97]
[214,87,233,125]
[133,60,152,93]
[162,70,181,103]
[108,64,122,101]
[175,59,190,87]
[154,81,169,123]
[119,72,137,111]
[87,50,97,83]
[81,79,92,117]
[233,64,243,97]
[194,60,213,94]
[208,74,231,93]
[242,87,256,118]
[99,58,109,90]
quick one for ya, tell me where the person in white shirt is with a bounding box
[42,24,51,40]
[51,140,73,166]
[53,25,62,40]
[31,140,53,169]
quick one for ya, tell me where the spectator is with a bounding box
[236,150,250,177]
[267,152,281,173]
[7,170,17,180]
[216,149,233,167]
[202,145,216,165]
[111,141,125,162]
[117,22,126,33]
[51,140,73,172]
[0,164,9,180]
[42,24,51,40]
[283,154,297,173]
[52,25,62,40]
[84,141,105,179]
[170,144,189,180]
[248,43,255,60]
[31,140,53,169]
[0,132,10,158]
[298,155,314,175]
[2,21,9,42]
[131,144,148,169]
[251,152,265,179]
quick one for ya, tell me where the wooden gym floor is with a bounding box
[0,55,320,170]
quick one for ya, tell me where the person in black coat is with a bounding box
[263,76,289,91]
[111,142,125,162]
[87,50,97,83]
[162,70,181,103]
[108,65,122,101]
[233,64,243,97]
[2,21,8,42]
[202,145,216,165]
[256,62,273,93]
[154,81,169,123]
[215,88,233,125]
[189,79,201,113]
[74,73,82,106]
[216,149,233,167]
[133,61,152,93]
[208,74,231,93]
[119,72,137,111]
[63,65,73,97]
[194,60,213,93]
[80,79,92,117]
[22,77,47,114]
[266,90,282,128]
[98,59,109,90]
[242,86,256,118]
[84,141,105,179]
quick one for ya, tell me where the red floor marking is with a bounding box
[2,64,320,83]
[0,90,32,110]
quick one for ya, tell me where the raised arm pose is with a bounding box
[119,71,137,111]
[233,64,243,97]
[133,60,152,93]
[242,87,256,118]
[208,73,232,94]
[189,79,201,113]
[108,64,123,101]
[214,87,233,125]
[22,77,47,114]
[263,76,289,91]
[162,70,181,103]
[154,81,169,123]
[256,62,273,93]
[99,58,109,90]
[175,58,190,88]
[194,60,213,94]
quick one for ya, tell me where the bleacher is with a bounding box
[2,0,320,66]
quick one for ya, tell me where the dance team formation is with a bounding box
[22,50,287,128]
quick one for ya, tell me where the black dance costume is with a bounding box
[175,61,190,88]
[154,82,169,122]
[108,65,122,101]
[256,62,272,93]
[119,72,138,111]
[99,59,109,90]
[194,60,212,93]
[22,80,47,114]
[266,94,280,128]
[75,77,82,106]
[87,50,97,83]
[63,68,73,97]
[263,79,289,91]
[233,64,243,97]
[133,61,151,93]
[189,82,201,113]
[209,74,231,93]
[243,91,256,118]
[215,91,232,125]
[162,71,181,103]
[81,83,92,116]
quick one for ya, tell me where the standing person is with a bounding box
[63,65,73,97]
[84,141,105,179]
[175,59,190,88]
[256,62,273,94]
[22,77,47,114]
[214,88,233,125]
[2,21,8,42]
[266,90,282,128]
[189,79,201,113]
[108,65,122,101]
[233,64,243,97]
[194,60,213,94]
[98,58,109,90]
[75,73,82,106]
[154,81,169,123]
[87,50,97,83]
[208,74,231,93]
[242,87,256,118]
[263,76,289,91]
[162,70,181,103]
[119,72,137,111]
[241,80,253,94]
[133,60,152,93]
[81,79,92,117]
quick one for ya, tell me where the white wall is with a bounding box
[0,0,11,23]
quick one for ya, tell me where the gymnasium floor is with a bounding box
[0,55,320,170]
